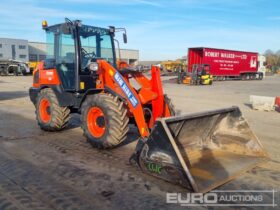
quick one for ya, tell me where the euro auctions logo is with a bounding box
[166,190,278,207]
[167,192,217,206]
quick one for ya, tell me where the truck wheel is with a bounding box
[250,74,255,80]
[81,93,129,149]
[36,88,70,131]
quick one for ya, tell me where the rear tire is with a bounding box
[36,88,70,131]
[81,93,129,149]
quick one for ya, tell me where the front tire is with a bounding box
[81,93,129,149]
[36,88,70,131]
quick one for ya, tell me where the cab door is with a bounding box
[54,26,77,91]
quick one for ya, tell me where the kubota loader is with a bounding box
[29,19,268,193]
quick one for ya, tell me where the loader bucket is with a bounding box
[135,107,268,192]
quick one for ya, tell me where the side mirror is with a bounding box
[123,33,127,44]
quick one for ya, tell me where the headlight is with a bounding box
[88,62,99,71]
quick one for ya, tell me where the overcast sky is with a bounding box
[0,0,279,60]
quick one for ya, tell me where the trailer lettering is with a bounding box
[221,53,235,59]
[205,51,219,58]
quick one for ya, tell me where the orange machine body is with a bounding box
[32,60,172,138]
[97,60,172,137]
[33,62,60,88]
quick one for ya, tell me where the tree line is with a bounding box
[264,50,280,72]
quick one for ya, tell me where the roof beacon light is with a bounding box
[42,20,48,29]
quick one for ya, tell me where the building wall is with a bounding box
[0,38,29,62]
[116,49,139,65]
[28,42,47,61]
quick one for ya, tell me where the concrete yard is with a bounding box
[0,75,279,209]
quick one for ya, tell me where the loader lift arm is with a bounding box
[96,60,172,137]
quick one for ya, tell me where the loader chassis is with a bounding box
[30,20,268,193]
[30,20,174,145]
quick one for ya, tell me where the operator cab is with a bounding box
[43,19,124,92]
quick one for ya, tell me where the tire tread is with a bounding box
[36,88,70,131]
[81,93,129,149]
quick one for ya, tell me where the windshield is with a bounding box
[79,25,115,69]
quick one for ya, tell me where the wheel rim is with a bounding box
[39,98,51,123]
[87,107,106,138]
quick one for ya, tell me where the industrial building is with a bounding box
[0,38,139,65]
[0,38,29,62]
[28,42,47,62]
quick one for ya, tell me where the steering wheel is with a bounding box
[81,48,96,70]
[81,48,96,60]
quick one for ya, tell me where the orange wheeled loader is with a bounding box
[29,19,268,192]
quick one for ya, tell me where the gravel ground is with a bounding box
[0,75,279,210]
